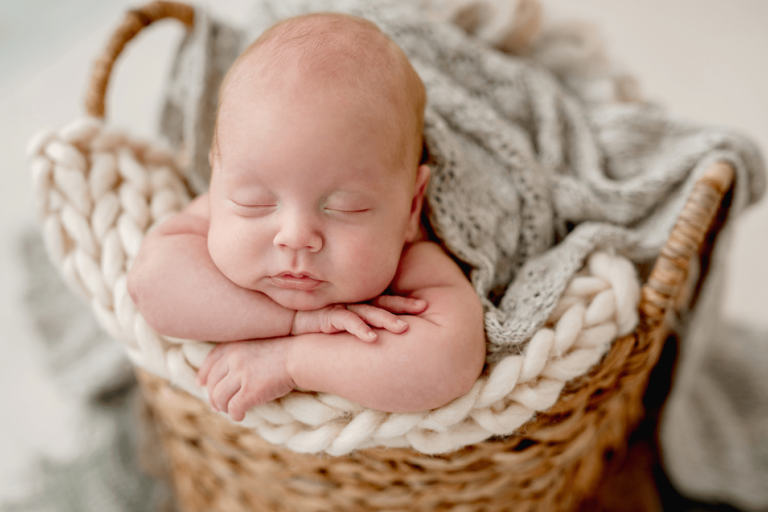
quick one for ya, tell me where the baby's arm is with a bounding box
[128,194,419,342]
[291,242,486,411]
[127,194,295,341]
[198,241,487,418]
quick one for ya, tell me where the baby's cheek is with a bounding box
[207,223,231,274]
[208,220,251,287]
[343,241,402,299]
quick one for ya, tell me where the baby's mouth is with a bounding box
[271,273,323,291]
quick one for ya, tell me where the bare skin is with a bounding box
[130,192,486,418]
[127,13,486,420]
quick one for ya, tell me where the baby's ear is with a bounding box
[208,135,221,170]
[414,164,430,198]
[405,165,431,242]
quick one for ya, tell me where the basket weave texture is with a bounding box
[38,1,736,510]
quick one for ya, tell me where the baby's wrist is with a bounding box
[283,335,301,390]
[290,310,303,335]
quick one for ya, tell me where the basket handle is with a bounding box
[640,161,735,324]
[85,0,194,119]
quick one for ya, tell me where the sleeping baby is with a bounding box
[128,12,485,421]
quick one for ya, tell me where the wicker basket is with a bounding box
[82,2,734,511]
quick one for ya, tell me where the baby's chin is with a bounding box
[271,292,333,311]
[263,287,342,311]
[264,287,381,312]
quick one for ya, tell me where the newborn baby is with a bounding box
[128,12,485,421]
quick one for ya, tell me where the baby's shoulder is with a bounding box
[151,193,210,238]
[185,193,211,219]
[400,240,444,263]
[392,241,467,294]
[401,216,443,263]
[395,240,449,277]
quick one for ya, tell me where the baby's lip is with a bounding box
[272,273,323,291]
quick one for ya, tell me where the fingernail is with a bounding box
[415,300,426,307]
[368,331,377,340]
[396,319,407,328]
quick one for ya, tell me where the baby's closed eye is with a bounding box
[323,190,374,215]
[323,198,372,216]
[229,201,277,218]
[228,192,277,213]
[228,189,277,208]
[230,200,277,208]
[324,207,370,214]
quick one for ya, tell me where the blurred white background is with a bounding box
[0,0,766,504]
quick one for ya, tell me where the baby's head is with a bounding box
[207,13,429,311]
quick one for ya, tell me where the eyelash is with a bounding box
[325,208,370,215]
[232,201,369,216]
[231,200,275,208]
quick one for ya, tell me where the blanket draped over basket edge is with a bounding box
[157,0,767,507]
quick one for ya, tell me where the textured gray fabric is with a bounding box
[20,229,134,404]
[154,0,768,507]
[159,10,242,195]
[660,225,768,512]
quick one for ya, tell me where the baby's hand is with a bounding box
[196,338,295,421]
[291,296,427,342]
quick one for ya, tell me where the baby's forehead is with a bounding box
[216,147,410,197]
[215,13,425,171]
[225,14,418,105]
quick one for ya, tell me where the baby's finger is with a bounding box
[210,375,241,415]
[228,388,258,422]
[371,295,427,314]
[331,308,377,342]
[205,361,231,411]
[347,304,408,334]
[196,343,226,386]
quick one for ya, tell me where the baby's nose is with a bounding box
[273,214,322,252]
